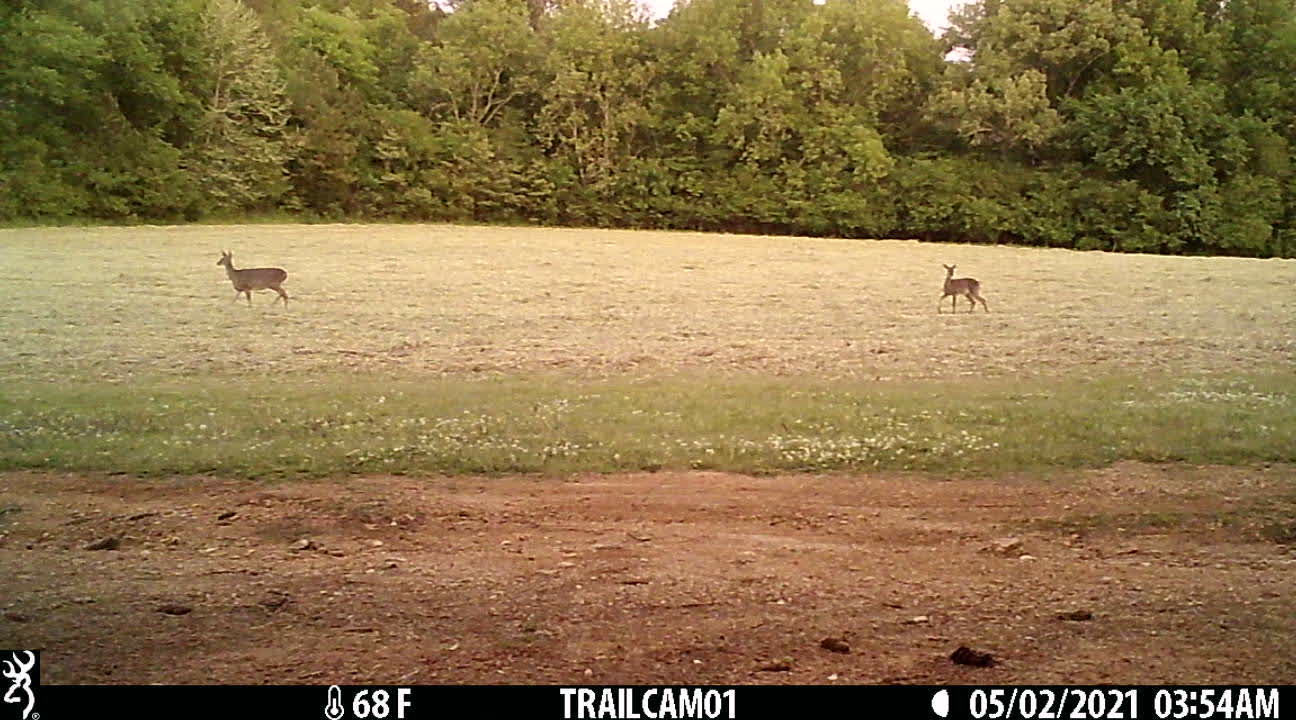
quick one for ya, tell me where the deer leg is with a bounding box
[245,290,253,306]
[275,287,289,305]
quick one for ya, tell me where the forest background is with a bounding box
[3,0,1294,257]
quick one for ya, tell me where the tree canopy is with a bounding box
[2,0,1293,257]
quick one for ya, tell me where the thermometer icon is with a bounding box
[324,685,345,720]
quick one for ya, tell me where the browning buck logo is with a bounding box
[2,651,36,720]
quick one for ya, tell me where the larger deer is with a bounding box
[217,250,289,306]
[939,264,989,313]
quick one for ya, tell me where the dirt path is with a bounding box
[1,464,1292,685]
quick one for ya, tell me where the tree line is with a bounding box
[2,0,1294,257]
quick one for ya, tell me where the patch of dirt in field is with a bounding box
[1,464,1293,685]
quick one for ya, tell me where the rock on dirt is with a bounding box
[1057,610,1094,622]
[259,593,291,612]
[819,637,851,654]
[757,659,794,672]
[950,646,996,667]
[84,536,121,551]
[157,604,193,616]
[986,537,1023,555]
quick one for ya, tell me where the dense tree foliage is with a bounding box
[2,0,1293,256]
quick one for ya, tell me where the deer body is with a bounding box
[218,251,289,305]
[939,264,988,313]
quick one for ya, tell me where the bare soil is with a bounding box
[1,463,1292,685]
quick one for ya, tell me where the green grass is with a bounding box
[2,223,1294,479]
[3,371,1292,478]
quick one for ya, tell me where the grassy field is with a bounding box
[2,223,1294,477]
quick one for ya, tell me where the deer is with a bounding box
[939,264,988,313]
[2,651,35,720]
[217,250,289,306]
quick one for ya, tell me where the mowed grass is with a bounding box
[3,373,1294,477]
[1,223,1294,477]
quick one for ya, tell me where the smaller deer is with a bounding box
[939,264,988,313]
[217,250,289,306]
